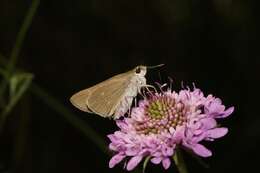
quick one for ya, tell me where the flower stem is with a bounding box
[173,148,189,173]
[8,0,40,74]
[30,83,110,155]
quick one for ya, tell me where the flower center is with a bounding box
[135,95,187,135]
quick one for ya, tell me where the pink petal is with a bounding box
[208,99,224,112]
[193,129,203,135]
[116,120,128,130]
[126,155,143,171]
[192,144,212,157]
[145,138,158,148]
[107,134,117,143]
[193,133,206,143]
[109,143,117,150]
[204,102,225,117]
[125,146,140,156]
[152,151,162,157]
[162,158,171,169]
[200,118,217,130]
[131,109,144,122]
[109,154,126,168]
[151,157,162,164]
[162,146,174,156]
[217,107,234,118]
[173,126,185,143]
[207,127,228,138]
[193,121,202,130]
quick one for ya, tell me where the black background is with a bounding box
[0,0,259,173]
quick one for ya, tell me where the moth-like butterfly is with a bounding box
[70,64,163,119]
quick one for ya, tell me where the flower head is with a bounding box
[108,86,234,171]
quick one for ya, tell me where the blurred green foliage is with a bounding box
[0,0,40,132]
[0,0,109,172]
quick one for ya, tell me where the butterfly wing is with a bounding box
[70,87,94,113]
[70,70,132,113]
[87,73,132,117]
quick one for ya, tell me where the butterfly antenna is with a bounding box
[146,64,165,69]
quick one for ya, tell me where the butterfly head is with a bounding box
[134,65,147,76]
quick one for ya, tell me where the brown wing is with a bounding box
[70,87,94,112]
[70,69,134,114]
[87,74,132,117]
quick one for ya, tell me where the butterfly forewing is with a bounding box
[87,75,131,117]
[70,87,93,112]
[69,65,151,118]
[70,71,132,113]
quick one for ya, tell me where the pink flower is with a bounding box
[108,87,234,171]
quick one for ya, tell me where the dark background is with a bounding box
[0,0,259,173]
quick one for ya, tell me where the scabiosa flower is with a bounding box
[107,86,234,171]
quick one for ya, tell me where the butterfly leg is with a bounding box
[126,96,134,116]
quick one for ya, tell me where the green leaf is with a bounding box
[0,0,40,104]
[0,0,39,133]
[142,156,151,173]
[9,73,33,105]
[9,72,33,98]
[0,54,9,106]
[0,80,8,108]
[7,0,40,73]
[0,73,33,131]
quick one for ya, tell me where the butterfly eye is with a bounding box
[135,67,141,74]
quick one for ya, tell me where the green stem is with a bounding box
[0,74,33,133]
[12,94,31,172]
[31,83,145,173]
[0,0,40,107]
[7,0,40,74]
[30,83,109,155]
[173,148,188,173]
[0,53,8,107]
